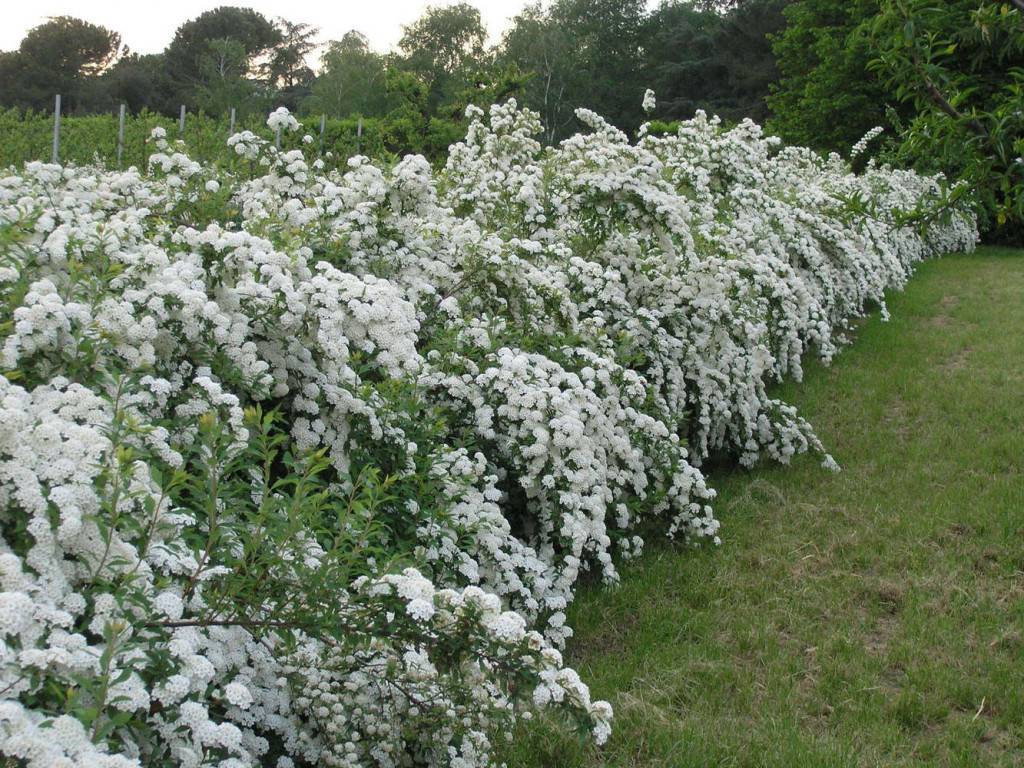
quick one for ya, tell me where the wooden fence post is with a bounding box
[229,107,236,136]
[179,105,186,136]
[117,104,126,168]
[319,114,326,155]
[51,94,61,164]
[357,117,363,154]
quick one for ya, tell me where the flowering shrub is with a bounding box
[0,102,975,766]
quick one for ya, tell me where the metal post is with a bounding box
[319,114,326,155]
[51,94,61,164]
[179,105,186,135]
[117,104,126,168]
[229,107,235,136]
[357,117,363,154]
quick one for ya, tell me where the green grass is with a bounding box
[503,246,1024,768]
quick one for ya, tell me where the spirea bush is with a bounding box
[0,101,975,767]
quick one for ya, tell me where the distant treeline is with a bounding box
[0,2,790,145]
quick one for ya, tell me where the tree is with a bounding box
[0,52,30,108]
[397,3,489,115]
[500,0,647,140]
[870,0,1024,235]
[500,2,580,142]
[644,3,725,121]
[0,16,122,112]
[305,31,390,117]
[103,53,174,114]
[645,0,787,125]
[399,3,487,78]
[710,0,789,123]
[767,0,890,153]
[195,38,261,116]
[549,0,648,133]
[164,7,281,106]
[264,19,319,109]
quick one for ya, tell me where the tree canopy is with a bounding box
[870,0,1024,237]
[164,6,281,89]
[397,3,490,115]
[305,32,390,117]
[0,16,122,112]
[767,0,889,153]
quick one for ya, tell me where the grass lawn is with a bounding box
[502,246,1024,768]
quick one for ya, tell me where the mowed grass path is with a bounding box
[505,247,1024,768]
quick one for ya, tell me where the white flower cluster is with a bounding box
[267,107,301,134]
[227,130,267,161]
[642,88,657,115]
[0,100,975,766]
[851,125,886,159]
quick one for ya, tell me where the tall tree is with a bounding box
[644,0,788,126]
[103,53,174,114]
[164,7,280,106]
[500,2,580,142]
[195,38,261,115]
[550,0,647,132]
[500,0,647,140]
[644,3,726,121]
[305,31,390,117]
[264,19,319,108]
[767,0,888,153]
[0,16,122,112]
[711,0,789,123]
[870,0,1024,235]
[397,3,489,115]
[0,52,30,108]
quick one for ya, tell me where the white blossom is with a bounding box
[0,102,976,768]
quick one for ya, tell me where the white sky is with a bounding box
[0,0,538,58]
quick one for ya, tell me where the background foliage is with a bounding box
[0,1,1021,233]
